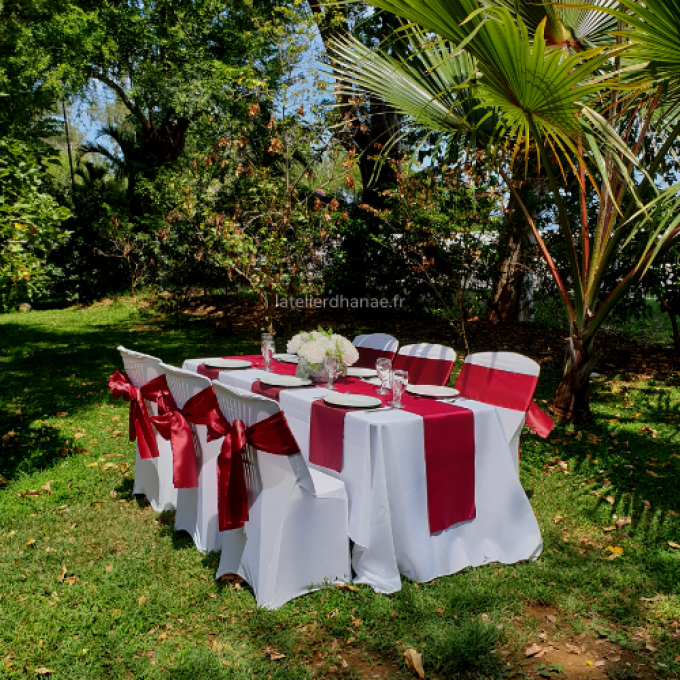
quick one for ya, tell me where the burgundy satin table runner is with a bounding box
[197,355,298,381]
[306,376,476,534]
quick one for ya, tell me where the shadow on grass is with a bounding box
[0,316,256,482]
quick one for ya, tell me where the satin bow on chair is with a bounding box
[455,363,554,438]
[108,371,170,459]
[150,385,226,489]
[208,411,301,532]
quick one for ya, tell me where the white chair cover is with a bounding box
[396,343,457,362]
[117,346,177,512]
[462,352,540,473]
[352,333,399,352]
[157,363,222,553]
[213,382,350,609]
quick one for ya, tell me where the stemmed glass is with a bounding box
[390,370,408,409]
[324,354,340,391]
[376,357,392,395]
[261,332,274,372]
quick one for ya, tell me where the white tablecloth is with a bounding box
[182,359,542,592]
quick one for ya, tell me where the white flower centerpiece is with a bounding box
[287,328,359,382]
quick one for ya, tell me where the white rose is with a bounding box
[299,340,327,365]
[287,334,304,354]
[341,341,359,366]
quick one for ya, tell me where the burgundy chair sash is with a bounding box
[151,385,224,489]
[455,363,554,438]
[354,346,396,370]
[108,370,166,460]
[392,354,455,386]
[212,411,300,531]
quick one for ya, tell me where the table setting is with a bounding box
[181,329,543,594]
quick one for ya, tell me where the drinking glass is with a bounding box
[376,357,392,395]
[261,333,274,372]
[390,369,408,409]
[325,354,340,391]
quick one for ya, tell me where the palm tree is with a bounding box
[328,0,680,423]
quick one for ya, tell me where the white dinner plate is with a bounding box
[346,367,378,378]
[259,374,312,388]
[273,353,299,364]
[406,385,460,399]
[323,393,383,409]
[203,358,253,370]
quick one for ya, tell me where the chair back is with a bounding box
[157,363,212,409]
[464,351,539,377]
[455,352,540,409]
[211,382,314,497]
[455,352,541,473]
[352,334,399,369]
[117,346,163,387]
[392,343,456,386]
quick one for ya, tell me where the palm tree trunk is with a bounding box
[550,328,600,424]
[487,161,542,324]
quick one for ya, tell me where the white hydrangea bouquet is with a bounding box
[287,328,359,381]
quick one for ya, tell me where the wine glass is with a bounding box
[390,369,408,409]
[376,357,392,395]
[261,332,274,372]
[325,354,340,391]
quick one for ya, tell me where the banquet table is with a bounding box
[182,356,542,593]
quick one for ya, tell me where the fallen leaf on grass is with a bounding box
[25,537,36,547]
[646,470,664,478]
[105,564,113,572]
[102,463,118,471]
[553,516,564,524]
[642,500,651,510]
[41,482,51,494]
[34,668,55,675]
[645,642,656,652]
[605,545,623,558]
[138,596,147,607]
[86,463,98,468]
[263,647,286,661]
[0,477,9,485]
[668,542,680,549]
[58,565,67,583]
[336,583,356,592]
[65,575,78,587]
[404,648,425,679]
[16,489,41,498]
[7,530,16,538]
[605,496,615,506]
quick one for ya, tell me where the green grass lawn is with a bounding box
[1,299,679,679]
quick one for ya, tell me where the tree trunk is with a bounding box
[668,310,680,352]
[550,331,600,424]
[486,165,542,325]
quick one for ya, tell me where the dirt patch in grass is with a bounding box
[520,604,653,680]
[308,642,406,679]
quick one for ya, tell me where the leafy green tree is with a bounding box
[329,0,680,422]
[0,139,71,310]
